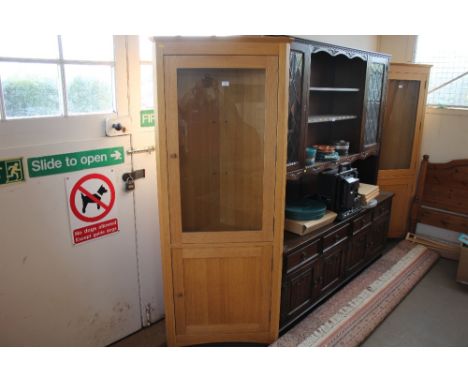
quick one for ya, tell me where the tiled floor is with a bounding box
[111,258,468,347]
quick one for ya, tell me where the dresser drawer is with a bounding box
[323,224,350,251]
[285,239,320,274]
[373,199,391,220]
[352,211,372,233]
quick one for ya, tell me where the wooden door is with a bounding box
[378,63,431,237]
[280,255,321,326]
[171,245,273,342]
[156,46,288,346]
[320,240,348,295]
[346,226,370,276]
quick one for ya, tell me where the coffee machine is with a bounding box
[318,162,361,220]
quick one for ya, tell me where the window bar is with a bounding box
[428,70,468,94]
[57,35,68,116]
[0,72,6,120]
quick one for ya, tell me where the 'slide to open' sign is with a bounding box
[28,147,125,177]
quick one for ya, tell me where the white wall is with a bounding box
[295,35,379,52]
[378,36,417,63]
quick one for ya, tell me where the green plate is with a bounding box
[285,199,326,221]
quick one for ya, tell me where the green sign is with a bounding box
[0,157,25,185]
[140,109,155,128]
[27,147,125,178]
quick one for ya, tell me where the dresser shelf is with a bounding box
[309,86,360,92]
[308,115,357,124]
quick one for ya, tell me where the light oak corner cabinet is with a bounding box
[377,63,431,238]
[153,37,291,346]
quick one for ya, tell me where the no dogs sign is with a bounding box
[66,169,120,245]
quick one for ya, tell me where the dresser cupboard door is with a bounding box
[281,256,321,326]
[320,240,348,295]
[346,227,370,276]
[367,214,390,260]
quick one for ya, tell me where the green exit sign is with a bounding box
[0,157,25,185]
[27,147,125,178]
[140,109,155,128]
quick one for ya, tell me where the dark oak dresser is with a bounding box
[280,192,393,333]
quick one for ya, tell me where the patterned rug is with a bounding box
[271,240,439,347]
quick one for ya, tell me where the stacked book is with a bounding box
[358,183,379,205]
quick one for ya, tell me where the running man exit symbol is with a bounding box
[0,158,25,185]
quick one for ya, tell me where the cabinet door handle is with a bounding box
[170,153,178,159]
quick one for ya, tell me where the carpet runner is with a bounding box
[271,240,439,347]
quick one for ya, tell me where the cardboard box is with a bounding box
[285,210,337,236]
[456,244,468,285]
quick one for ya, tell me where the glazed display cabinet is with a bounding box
[154,37,289,346]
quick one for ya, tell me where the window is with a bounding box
[0,35,115,120]
[415,35,468,108]
[139,36,155,128]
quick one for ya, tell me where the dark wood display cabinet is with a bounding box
[281,39,392,333]
[286,39,390,183]
[280,192,393,333]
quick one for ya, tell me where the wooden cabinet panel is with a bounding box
[378,178,412,237]
[172,246,272,336]
[320,240,348,295]
[323,224,350,251]
[285,239,320,274]
[352,210,372,233]
[281,256,321,325]
[367,214,389,260]
[346,227,370,276]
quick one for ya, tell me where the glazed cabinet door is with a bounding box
[361,56,388,152]
[164,56,278,244]
[377,64,430,237]
[287,42,310,173]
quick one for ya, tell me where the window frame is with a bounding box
[0,35,116,120]
[415,35,468,110]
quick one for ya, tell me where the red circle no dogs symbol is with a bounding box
[69,173,116,223]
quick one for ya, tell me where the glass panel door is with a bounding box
[164,56,278,243]
[177,68,265,232]
[379,79,420,170]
